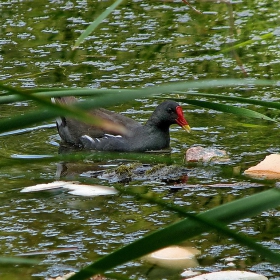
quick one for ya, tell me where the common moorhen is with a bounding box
[54,97,190,152]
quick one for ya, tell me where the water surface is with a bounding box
[1,0,280,279]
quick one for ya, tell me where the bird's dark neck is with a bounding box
[145,114,170,130]
[144,118,171,143]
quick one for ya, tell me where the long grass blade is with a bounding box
[1,79,279,105]
[0,79,279,134]
[68,188,280,280]
[73,0,124,49]
[174,91,280,110]
[0,150,172,169]
[0,84,126,134]
[171,98,276,122]
[0,257,39,265]
[222,32,275,53]
[0,88,131,105]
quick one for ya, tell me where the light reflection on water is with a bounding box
[1,0,280,279]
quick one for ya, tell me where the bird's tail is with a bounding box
[51,96,77,105]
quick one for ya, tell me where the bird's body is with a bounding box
[54,97,190,152]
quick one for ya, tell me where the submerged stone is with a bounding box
[95,163,189,183]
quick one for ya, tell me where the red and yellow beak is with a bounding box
[175,106,191,133]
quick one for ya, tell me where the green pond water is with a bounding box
[1,0,280,279]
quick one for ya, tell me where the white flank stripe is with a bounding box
[104,133,122,138]
[83,135,95,144]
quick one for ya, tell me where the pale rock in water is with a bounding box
[244,154,280,179]
[185,146,229,163]
[143,246,200,270]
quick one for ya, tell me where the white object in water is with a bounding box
[21,181,117,196]
[143,246,200,270]
[244,154,280,179]
[185,270,268,280]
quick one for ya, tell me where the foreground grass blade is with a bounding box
[1,79,279,104]
[68,188,280,280]
[0,84,126,134]
[172,98,276,122]
[0,110,57,134]
[0,257,39,265]
[175,91,280,110]
[0,79,279,134]
[0,88,133,105]
[0,151,173,168]
[30,79,280,113]
[1,79,280,110]
[222,32,275,53]
[73,0,124,49]
[0,108,123,136]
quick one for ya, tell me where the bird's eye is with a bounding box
[167,107,173,113]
